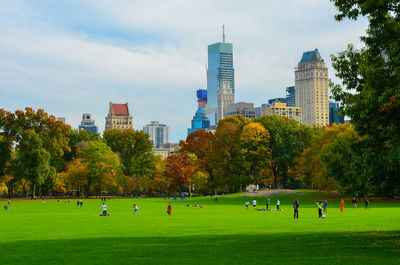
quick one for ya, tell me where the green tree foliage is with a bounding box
[63,129,101,164]
[258,116,313,188]
[239,122,271,186]
[79,140,122,197]
[103,129,155,185]
[330,0,400,196]
[320,124,371,197]
[17,130,52,198]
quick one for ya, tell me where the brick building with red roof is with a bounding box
[105,102,133,130]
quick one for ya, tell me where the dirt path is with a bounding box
[244,189,300,197]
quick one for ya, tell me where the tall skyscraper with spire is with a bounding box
[205,25,235,126]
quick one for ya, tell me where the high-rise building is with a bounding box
[268,98,287,104]
[329,102,345,125]
[205,29,235,126]
[295,49,329,126]
[188,107,211,135]
[286,86,295,107]
[143,121,170,148]
[105,102,133,130]
[79,113,98,133]
[260,102,302,124]
[225,102,256,119]
[217,82,235,121]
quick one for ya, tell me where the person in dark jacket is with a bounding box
[293,200,299,219]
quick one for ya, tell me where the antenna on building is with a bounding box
[222,24,225,43]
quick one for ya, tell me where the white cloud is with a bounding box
[0,0,368,141]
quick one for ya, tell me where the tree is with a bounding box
[212,119,243,193]
[330,0,400,196]
[17,130,52,198]
[258,116,306,188]
[79,140,122,197]
[165,153,196,196]
[320,124,371,197]
[103,129,156,194]
[239,122,271,186]
[179,130,214,192]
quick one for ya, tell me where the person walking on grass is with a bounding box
[245,201,249,210]
[352,197,357,208]
[253,199,257,210]
[323,200,328,212]
[365,198,369,210]
[266,199,270,210]
[315,201,323,218]
[167,202,172,215]
[293,200,299,219]
[133,204,140,215]
[276,200,280,211]
[340,199,344,213]
[80,200,83,207]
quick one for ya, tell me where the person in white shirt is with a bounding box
[245,201,249,210]
[133,203,140,215]
[102,203,107,216]
[253,199,257,210]
[277,200,280,210]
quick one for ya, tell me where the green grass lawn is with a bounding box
[0,191,399,265]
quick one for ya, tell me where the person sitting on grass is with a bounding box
[4,205,8,210]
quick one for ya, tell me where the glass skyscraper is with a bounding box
[206,42,234,125]
[188,107,210,135]
[286,86,295,107]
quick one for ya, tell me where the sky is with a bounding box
[0,0,368,142]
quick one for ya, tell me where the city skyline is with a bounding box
[0,1,368,142]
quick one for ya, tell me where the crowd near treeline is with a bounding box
[0,1,399,199]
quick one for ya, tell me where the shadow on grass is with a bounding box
[1,231,399,265]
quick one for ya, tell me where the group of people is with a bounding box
[100,201,172,216]
[244,197,370,219]
[245,199,281,211]
[76,200,83,207]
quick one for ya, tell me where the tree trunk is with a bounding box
[85,179,91,198]
[272,166,278,189]
[31,181,36,199]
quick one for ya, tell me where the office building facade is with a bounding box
[143,121,170,148]
[225,102,256,119]
[105,102,133,130]
[260,102,302,124]
[268,98,287,105]
[286,86,295,107]
[205,41,235,126]
[295,49,329,126]
[79,113,98,133]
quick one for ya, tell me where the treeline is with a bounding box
[3,107,390,198]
